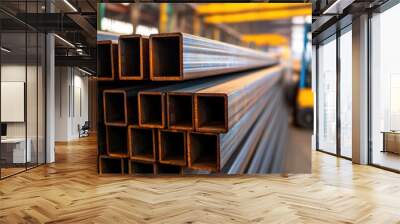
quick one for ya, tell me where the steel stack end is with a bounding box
[158,129,187,166]
[194,93,228,133]
[187,132,219,172]
[138,91,165,128]
[149,33,183,81]
[167,92,194,130]
[99,156,127,175]
[118,35,149,80]
[97,40,118,81]
[128,160,156,175]
[155,163,183,175]
[106,126,129,158]
[103,90,127,126]
[128,125,157,162]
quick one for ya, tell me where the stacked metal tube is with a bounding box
[97,33,287,175]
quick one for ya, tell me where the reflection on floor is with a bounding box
[0,134,400,222]
[283,125,312,173]
[0,167,25,178]
[0,163,43,179]
[373,150,400,171]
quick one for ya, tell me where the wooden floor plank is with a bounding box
[0,135,399,223]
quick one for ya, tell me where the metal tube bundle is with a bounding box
[97,33,288,175]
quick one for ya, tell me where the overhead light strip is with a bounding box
[323,0,355,15]
[1,47,11,53]
[77,67,93,76]
[63,0,78,12]
[54,34,75,48]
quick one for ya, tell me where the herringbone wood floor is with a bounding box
[1,135,400,224]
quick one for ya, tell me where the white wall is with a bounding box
[1,65,38,138]
[54,67,89,141]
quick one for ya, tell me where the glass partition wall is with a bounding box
[0,1,46,179]
[317,36,337,155]
[370,3,400,171]
[316,25,352,159]
[339,27,352,159]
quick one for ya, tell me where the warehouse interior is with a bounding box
[0,0,399,222]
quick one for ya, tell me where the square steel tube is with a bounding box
[150,33,182,81]
[158,129,187,166]
[187,132,219,172]
[103,89,139,126]
[118,35,149,80]
[155,163,182,175]
[106,126,129,158]
[128,125,157,162]
[167,92,194,130]
[99,156,127,175]
[194,93,228,133]
[97,40,118,81]
[128,160,156,175]
[138,91,165,128]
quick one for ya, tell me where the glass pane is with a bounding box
[317,37,337,154]
[339,29,352,158]
[27,31,38,169]
[1,31,27,177]
[371,4,400,171]
[38,33,45,165]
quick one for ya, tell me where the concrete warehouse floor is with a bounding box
[1,126,400,223]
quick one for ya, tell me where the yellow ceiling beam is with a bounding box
[204,7,311,24]
[241,34,288,46]
[196,3,309,15]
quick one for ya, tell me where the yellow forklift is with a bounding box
[293,23,313,129]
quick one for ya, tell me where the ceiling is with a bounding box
[0,0,97,73]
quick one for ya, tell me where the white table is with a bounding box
[1,138,31,163]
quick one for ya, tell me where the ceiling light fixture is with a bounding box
[54,34,75,48]
[63,0,78,12]
[1,47,11,53]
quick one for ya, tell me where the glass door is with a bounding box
[317,36,337,154]
[0,0,47,179]
[339,27,352,159]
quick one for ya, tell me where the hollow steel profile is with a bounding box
[103,87,145,126]
[128,160,156,175]
[97,40,119,81]
[106,126,129,158]
[224,98,282,174]
[259,110,288,174]
[138,91,165,128]
[220,90,282,173]
[128,125,157,162]
[194,65,283,133]
[118,35,149,80]
[188,85,280,172]
[99,155,127,175]
[155,163,183,175]
[149,32,279,81]
[247,108,284,174]
[158,129,187,166]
